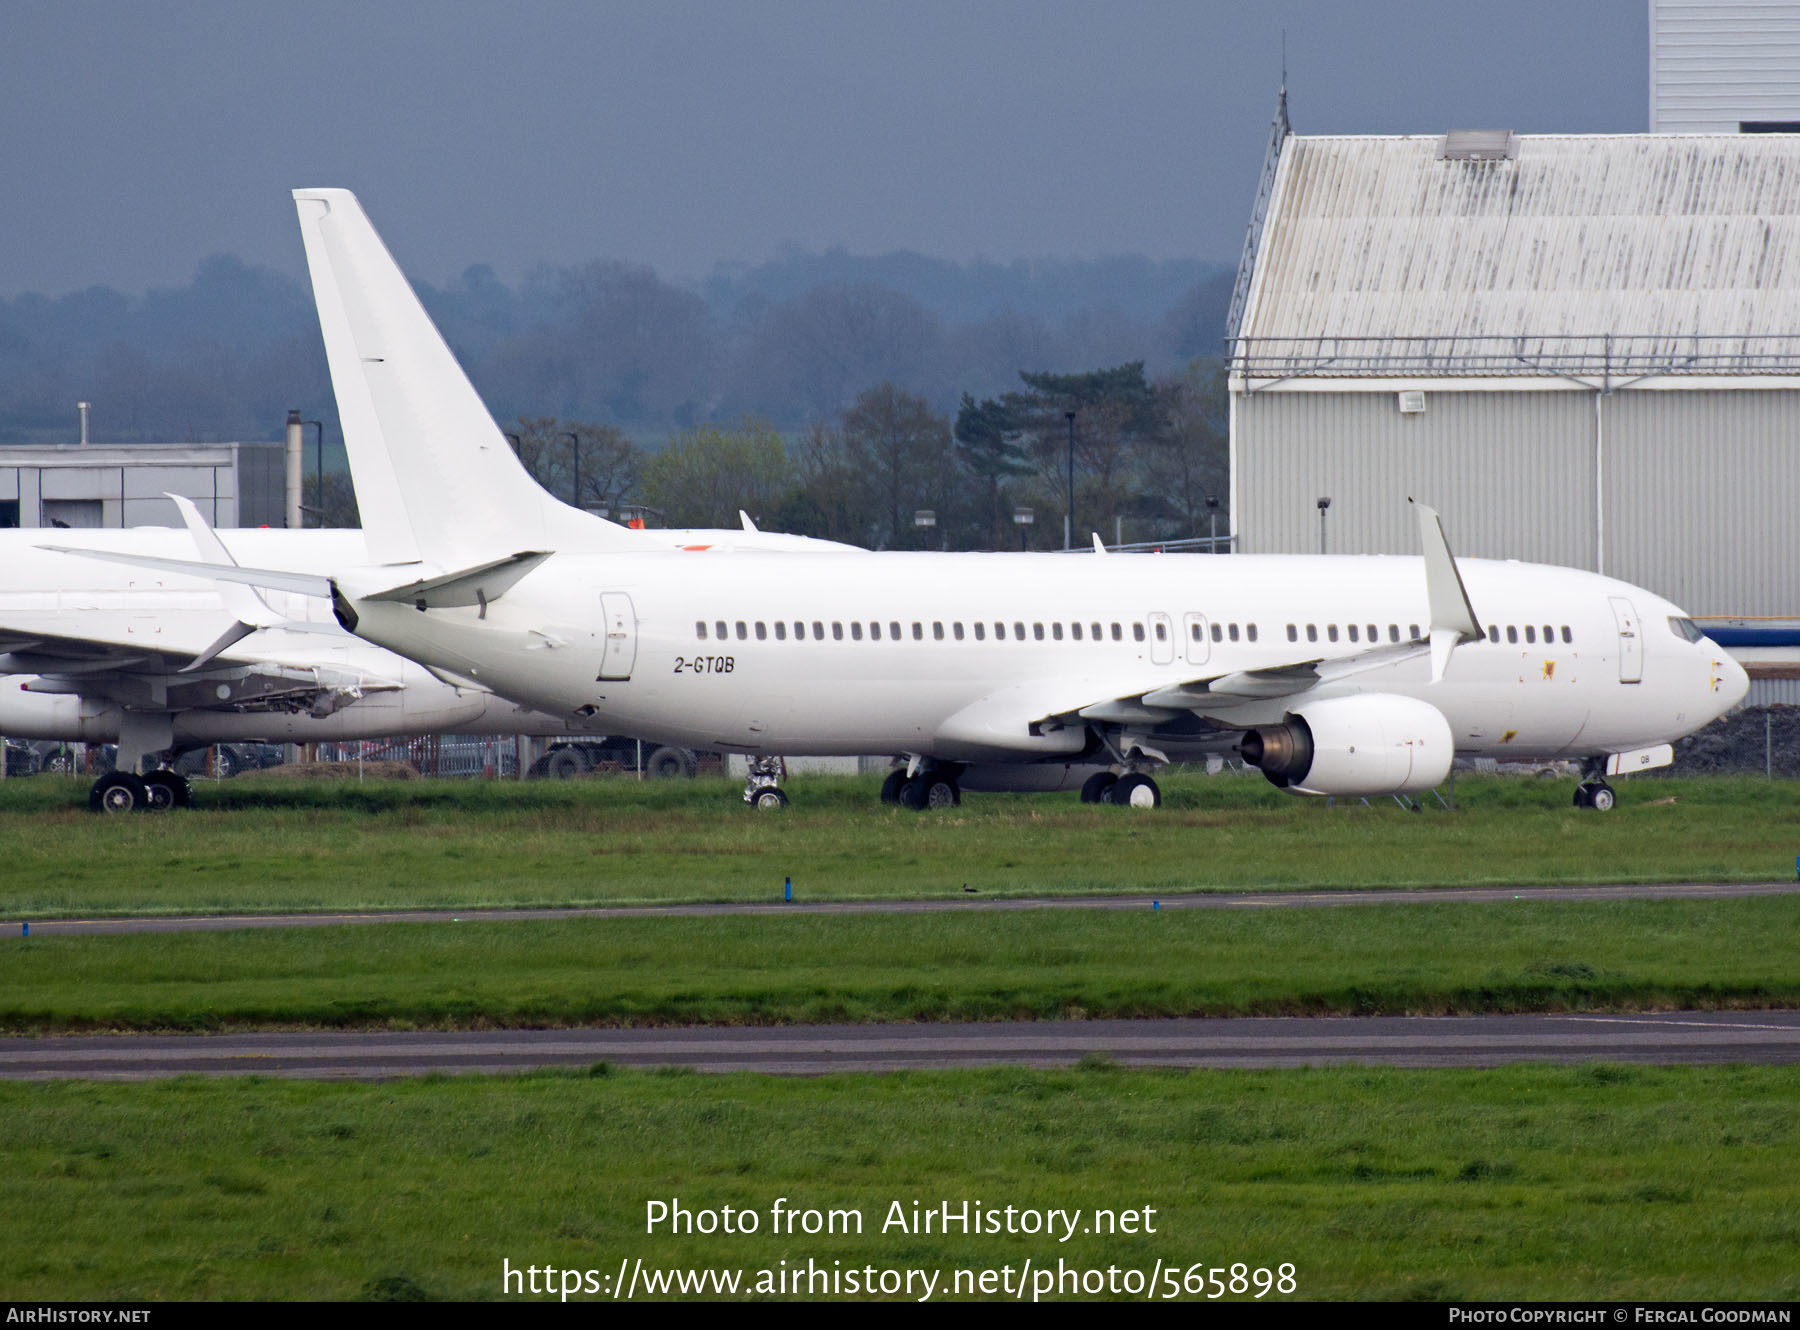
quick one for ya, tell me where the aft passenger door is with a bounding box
[1609,596,1642,684]
[597,592,638,681]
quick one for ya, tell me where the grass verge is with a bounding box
[4,772,1798,918]
[4,1063,1796,1300]
[4,896,1797,1030]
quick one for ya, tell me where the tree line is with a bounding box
[0,250,1230,446]
[388,361,1230,552]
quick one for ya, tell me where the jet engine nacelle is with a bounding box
[1238,694,1453,797]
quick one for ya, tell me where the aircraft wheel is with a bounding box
[897,777,927,810]
[144,770,193,811]
[752,788,789,811]
[922,776,960,810]
[879,770,907,805]
[1107,773,1162,809]
[89,772,150,814]
[1586,782,1616,812]
[1079,772,1118,804]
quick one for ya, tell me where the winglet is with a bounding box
[1092,533,1106,554]
[740,510,759,533]
[1411,499,1482,683]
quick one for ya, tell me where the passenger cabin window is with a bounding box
[1287,624,1298,642]
[954,622,965,640]
[1409,624,1421,641]
[696,621,708,640]
[1562,626,1573,643]
[1306,624,1318,642]
[1525,626,1535,644]
[914,623,924,641]
[832,622,844,640]
[774,622,786,640]
[974,622,986,641]
[1507,626,1518,644]
[1389,624,1399,642]
[1091,622,1102,640]
[1015,622,1026,640]
[1488,625,1500,644]
[1071,622,1083,641]
[736,621,748,640]
[716,620,728,640]
[755,622,767,640]
[1211,623,1222,643]
[1247,624,1258,642]
[935,622,946,641]
[1111,623,1122,641]
[1228,623,1240,642]
[1132,623,1146,642]
[1348,624,1359,643]
[890,621,901,640]
[851,622,863,641]
[1327,625,1339,642]
[1033,623,1045,641]
[1543,625,1554,643]
[1154,622,1167,642]
[812,621,825,640]
[1052,623,1063,640]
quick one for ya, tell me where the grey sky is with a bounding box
[2,0,1648,298]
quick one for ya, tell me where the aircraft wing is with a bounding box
[0,616,402,717]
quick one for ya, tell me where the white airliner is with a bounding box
[85,189,1748,813]
[10,504,857,814]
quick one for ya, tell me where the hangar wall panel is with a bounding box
[1603,389,1800,614]
[1235,390,1594,566]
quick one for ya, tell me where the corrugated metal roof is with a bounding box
[1238,134,1800,350]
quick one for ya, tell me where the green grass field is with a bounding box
[5,772,1796,918]
[7,771,1797,1301]
[5,896,1799,1030]
[6,1064,1797,1301]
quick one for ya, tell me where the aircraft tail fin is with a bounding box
[291,188,636,570]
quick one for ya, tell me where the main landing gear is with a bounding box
[1078,770,1163,808]
[88,767,193,814]
[879,762,962,812]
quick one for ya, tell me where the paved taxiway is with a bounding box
[5,1012,1799,1079]
[9,880,1795,936]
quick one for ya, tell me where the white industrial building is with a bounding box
[0,442,285,529]
[1226,109,1800,621]
[1652,0,1800,131]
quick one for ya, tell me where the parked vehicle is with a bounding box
[529,738,702,780]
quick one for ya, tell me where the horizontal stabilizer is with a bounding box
[39,546,335,599]
[360,551,551,609]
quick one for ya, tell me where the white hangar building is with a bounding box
[1225,110,1800,620]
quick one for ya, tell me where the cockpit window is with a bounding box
[1668,616,1705,643]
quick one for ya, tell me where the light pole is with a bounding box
[1064,410,1076,550]
[913,509,937,550]
[1013,505,1034,552]
[1206,494,1220,553]
[1317,496,1331,555]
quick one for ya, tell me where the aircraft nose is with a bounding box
[1711,648,1750,716]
